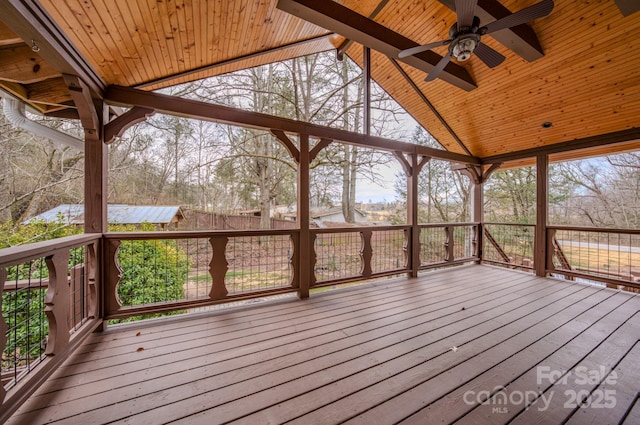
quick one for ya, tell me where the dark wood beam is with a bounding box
[0,0,105,96]
[336,0,391,60]
[106,85,480,164]
[136,34,334,89]
[481,128,640,164]
[63,74,100,142]
[438,0,545,61]
[277,0,477,91]
[389,58,473,156]
[104,106,155,144]
[0,44,60,83]
[363,46,371,136]
[614,0,640,17]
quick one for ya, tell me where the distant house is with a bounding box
[311,207,368,227]
[26,204,185,230]
[238,209,261,217]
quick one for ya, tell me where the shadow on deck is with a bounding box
[6,265,640,424]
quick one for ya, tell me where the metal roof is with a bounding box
[26,204,184,225]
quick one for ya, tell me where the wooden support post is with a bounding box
[395,151,429,277]
[363,46,371,136]
[0,267,7,403]
[472,182,483,261]
[84,103,108,234]
[455,163,500,262]
[297,134,311,298]
[407,154,421,277]
[44,250,71,356]
[535,154,549,277]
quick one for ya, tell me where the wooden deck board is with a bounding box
[6,265,640,425]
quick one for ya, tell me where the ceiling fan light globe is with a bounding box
[452,36,478,61]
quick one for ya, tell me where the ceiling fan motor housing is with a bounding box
[448,16,482,62]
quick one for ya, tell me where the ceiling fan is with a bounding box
[399,0,554,82]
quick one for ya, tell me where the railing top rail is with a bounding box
[418,222,479,228]
[104,228,299,240]
[483,222,536,227]
[0,233,101,268]
[311,225,410,234]
[547,225,640,235]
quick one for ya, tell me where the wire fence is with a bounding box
[370,229,407,274]
[313,232,363,282]
[549,227,640,288]
[2,258,48,391]
[224,235,293,293]
[482,223,535,271]
[419,226,447,265]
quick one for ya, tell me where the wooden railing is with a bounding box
[418,223,479,270]
[104,224,481,317]
[310,225,411,287]
[0,233,101,422]
[547,226,640,290]
[103,230,300,319]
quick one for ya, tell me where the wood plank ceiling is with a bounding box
[0,0,638,163]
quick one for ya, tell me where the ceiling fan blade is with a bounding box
[398,40,449,58]
[455,0,478,29]
[425,52,452,82]
[474,43,506,68]
[483,0,554,34]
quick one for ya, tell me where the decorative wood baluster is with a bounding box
[546,228,557,273]
[44,251,71,356]
[69,265,84,329]
[403,228,411,269]
[104,239,123,316]
[86,242,98,318]
[444,226,455,262]
[0,267,7,403]
[360,231,373,278]
[288,234,298,288]
[209,236,229,300]
[309,233,317,287]
[472,225,479,258]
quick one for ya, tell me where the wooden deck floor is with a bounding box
[7,265,640,425]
